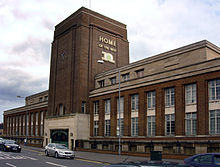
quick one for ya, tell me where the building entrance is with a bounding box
[50,129,68,147]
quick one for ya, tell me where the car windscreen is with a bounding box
[4,140,16,144]
[55,144,67,149]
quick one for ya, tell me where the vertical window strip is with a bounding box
[117,97,124,114]
[209,110,220,134]
[131,94,139,112]
[165,114,175,135]
[94,121,99,136]
[185,112,197,135]
[147,116,155,136]
[147,91,155,109]
[165,88,175,107]
[105,99,111,115]
[131,117,138,136]
[105,120,111,136]
[209,79,220,101]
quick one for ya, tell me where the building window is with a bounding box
[136,69,144,78]
[147,91,156,109]
[209,79,220,101]
[39,97,43,102]
[117,119,124,136]
[185,84,196,104]
[131,117,138,136]
[110,77,116,85]
[93,101,99,115]
[81,101,86,113]
[44,96,48,101]
[40,111,44,136]
[59,104,64,115]
[105,99,111,115]
[131,94,139,112]
[122,73,130,81]
[185,112,197,135]
[210,110,220,134]
[147,116,155,136]
[165,87,175,107]
[98,80,105,88]
[117,97,124,114]
[31,113,34,136]
[105,120,111,136]
[165,114,175,136]
[35,112,38,136]
[94,121,99,136]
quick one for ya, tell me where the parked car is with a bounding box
[104,161,192,167]
[45,143,75,159]
[184,153,220,167]
[0,140,21,152]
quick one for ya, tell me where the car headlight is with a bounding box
[6,146,11,148]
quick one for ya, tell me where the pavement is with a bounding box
[23,145,184,164]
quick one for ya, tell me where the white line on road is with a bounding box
[45,162,67,167]
[6,163,17,167]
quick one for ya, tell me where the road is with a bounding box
[0,148,107,167]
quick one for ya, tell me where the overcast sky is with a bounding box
[0,0,220,122]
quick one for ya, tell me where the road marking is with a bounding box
[45,162,67,167]
[75,157,109,165]
[6,163,17,167]
[24,156,37,160]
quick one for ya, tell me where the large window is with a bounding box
[94,121,99,136]
[81,101,86,113]
[209,79,220,101]
[165,88,175,107]
[117,97,124,114]
[147,116,155,136]
[147,91,156,109]
[117,119,124,136]
[93,101,99,115]
[40,111,44,136]
[110,77,116,85]
[131,94,139,112]
[185,84,197,104]
[35,112,38,136]
[210,110,220,134]
[105,120,111,136]
[136,69,144,78]
[165,114,175,135]
[98,80,105,88]
[131,117,138,136]
[185,112,197,135]
[105,99,111,115]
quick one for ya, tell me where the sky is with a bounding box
[0,0,220,123]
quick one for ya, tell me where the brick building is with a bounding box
[3,7,220,156]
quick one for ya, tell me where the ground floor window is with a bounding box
[94,121,99,136]
[117,118,124,136]
[185,112,197,135]
[165,114,175,136]
[105,120,111,136]
[131,117,138,136]
[147,116,155,136]
[210,110,220,134]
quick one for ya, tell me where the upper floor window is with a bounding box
[131,117,138,136]
[110,77,116,85]
[136,69,144,78]
[147,116,155,137]
[185,84,196,104]
[98,80,105,88]
[117,97,124,114]
[39,97,43,102]
[209,79,220,101]
[165,87,175,107]
[44,96,48,101]
[117,118,124,136]
[93,101,99,115]
[81,101,86,114]
[94,121,99,136]
[147,91,156,109]
[105,99,111,115]
[131,94,139,112]
[59,104,65,115]
[122,73,130,82]
[105,120,111,136]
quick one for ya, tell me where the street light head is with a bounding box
[97,60,104,64]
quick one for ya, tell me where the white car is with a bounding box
[45,143,75,159]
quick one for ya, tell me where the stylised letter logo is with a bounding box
[101,51,115,63]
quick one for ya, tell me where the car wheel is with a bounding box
[55,152,59,158]
[45,150,49,156]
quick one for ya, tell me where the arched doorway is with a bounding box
[50,129,68,147]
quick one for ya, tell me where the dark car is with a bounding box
[104,161,192,167]
[184,153,220,167]
[0,140,21,152]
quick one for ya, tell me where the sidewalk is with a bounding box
[23,146,184,164]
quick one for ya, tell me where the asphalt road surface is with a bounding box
[0,148,107,167]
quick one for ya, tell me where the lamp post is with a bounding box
[17,96,27,145]
[97,60,121,155]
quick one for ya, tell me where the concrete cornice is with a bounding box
[4,101,48,116]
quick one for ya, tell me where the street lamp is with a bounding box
[97,60,121,155]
